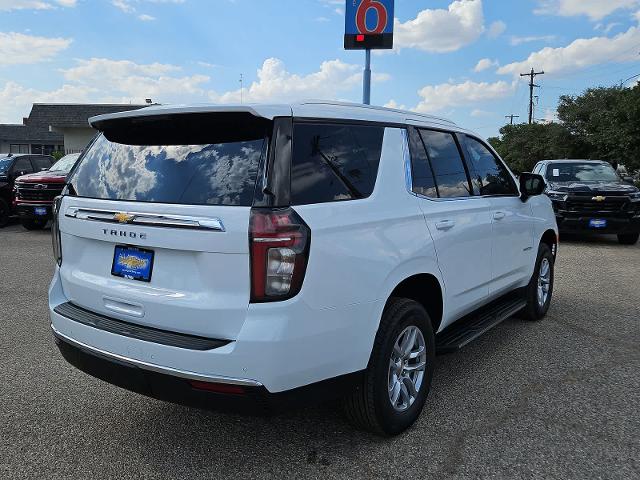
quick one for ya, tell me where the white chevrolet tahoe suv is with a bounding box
[49,102,557,435]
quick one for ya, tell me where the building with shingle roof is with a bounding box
[0,103,147,155]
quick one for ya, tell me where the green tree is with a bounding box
[557,85,640,171]
[51,151,65,161]
[489,84,640,173]
[488,122,585,173]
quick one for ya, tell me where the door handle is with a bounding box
[493,211,506,220]
[435,220,456,231]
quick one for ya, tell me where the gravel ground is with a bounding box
[1,222,638,479]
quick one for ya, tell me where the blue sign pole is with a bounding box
[363,49,371,105]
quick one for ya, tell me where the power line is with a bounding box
[520,68,545,124]
[622,73,640,86]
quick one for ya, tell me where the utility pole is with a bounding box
[520,68,544,124]
[505,114,520,125]
[239,74,244,104]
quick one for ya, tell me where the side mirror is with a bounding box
[623,176,635,184]
[519,172,545,202]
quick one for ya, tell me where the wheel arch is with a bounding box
[540,229,558,258]
[387,273,444,334]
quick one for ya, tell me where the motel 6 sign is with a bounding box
[344,0,395,50]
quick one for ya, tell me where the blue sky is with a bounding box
[1,0,639,138]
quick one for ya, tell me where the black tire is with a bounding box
[0,198,9,228]
[521,243,554,321]
[21,219,47,230]
[342,298,436,436]
[617,233,639,245]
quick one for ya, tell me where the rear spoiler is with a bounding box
[89,104,293,130]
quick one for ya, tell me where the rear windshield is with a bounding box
[51,154,80,173]
[68,114,269,206]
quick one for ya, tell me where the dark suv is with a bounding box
[0,153,55,227]
[533,159,640,245]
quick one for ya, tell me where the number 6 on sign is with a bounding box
[344,0,395,50]
[356,0,388,34]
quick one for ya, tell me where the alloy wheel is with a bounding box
[388,325,427,412]
[537,258,551,308]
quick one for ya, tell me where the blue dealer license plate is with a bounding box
[589,219,607,229]
[111,246,154,282]
[34,207,47,216]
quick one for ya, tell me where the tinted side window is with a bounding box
[291,123,384,205]
[464,137,517,196]
[12,157,34,174]
[32,156,53,171]
[419,130,471,198]
[408,128,438,198]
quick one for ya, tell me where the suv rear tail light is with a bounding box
[52,196,63,266]
[249,208,310,302]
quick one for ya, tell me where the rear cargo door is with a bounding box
[57,112,274,340]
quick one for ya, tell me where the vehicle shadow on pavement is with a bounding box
[116,338,520,478]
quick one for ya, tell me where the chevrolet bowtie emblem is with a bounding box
[592,196,606,202]
[114,212,135,223]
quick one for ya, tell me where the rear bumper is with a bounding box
[49,266,380,394]
[53,330,360,414]
[15,202,53,220]
[555,213,640,234]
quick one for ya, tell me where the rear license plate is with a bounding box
[34,207,47,216]
[111,246,154,282]
[589,219,607,229]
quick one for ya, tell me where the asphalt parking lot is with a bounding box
[1,222,638,480]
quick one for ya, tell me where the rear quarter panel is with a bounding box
[293,127,443,370]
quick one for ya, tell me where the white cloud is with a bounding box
[384,100,408,110]
[542,108,558,123]
[414,80,515,113]
[595,22,622,34]
[0,0,76,10]
[487,20,506,38]
[0,81,94,125]
[0,56,387,123]
[211,58,389,104]
[62,58,208,101]
[394,0,485,53]
[535,0,640,21]
[471,109,492,117]
[112,0,134,13]
[0,32,71,65]
[509,35,557,46]
[474,58,499,72]
[112,0,184,19]
[498,26,640,77]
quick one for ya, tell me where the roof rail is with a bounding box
[298,100,457,126]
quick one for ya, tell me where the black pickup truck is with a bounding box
[533,160,640,245]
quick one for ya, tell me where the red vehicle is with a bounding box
[14,153,80,230]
